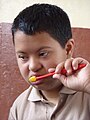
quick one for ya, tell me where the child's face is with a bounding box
[14,31,67,91]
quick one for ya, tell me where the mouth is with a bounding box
[28,71,53,85]
[30,78,44,85]
[28,72,47,83]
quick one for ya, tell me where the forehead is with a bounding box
[14,30,56,42]
[14,31,62,52]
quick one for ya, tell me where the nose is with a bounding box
[28,57,41,72]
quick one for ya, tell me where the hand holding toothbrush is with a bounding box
[51,57,90,93]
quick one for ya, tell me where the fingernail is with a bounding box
[67,69,71,73]
[73,66,77,70]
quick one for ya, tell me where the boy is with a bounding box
[8,3,90,120]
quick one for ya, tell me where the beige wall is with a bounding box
[0,0,90,28]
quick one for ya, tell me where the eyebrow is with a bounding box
[16,51,26,54]
[16,46,52,54]
[37,46,52,51]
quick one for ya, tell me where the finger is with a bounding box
[48,68,56,73]
[64,58,73,75]
[55,62,64,74]
[53,73,65,80]
[72,57,89,70]
[53,73,67,86]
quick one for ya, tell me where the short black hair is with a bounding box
[12,3,72,48]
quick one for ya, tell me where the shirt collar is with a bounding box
[28,87,43,101]
[60,87,77,94]
[28,86,77,102]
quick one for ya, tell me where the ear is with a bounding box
[65,39,75,58]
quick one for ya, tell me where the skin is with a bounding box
[14,30,90,104]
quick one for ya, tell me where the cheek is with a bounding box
[44,59,58,69]
[46,54,66,68]
[17,61,29,79]
[54,51,67,62]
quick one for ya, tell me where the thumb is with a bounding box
[48,68,56,73]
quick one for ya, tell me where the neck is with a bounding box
[41,86,63,105]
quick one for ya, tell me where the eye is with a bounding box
[18,54,28,61]
[39,51,48,57]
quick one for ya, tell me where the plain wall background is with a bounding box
[0,0,90,28]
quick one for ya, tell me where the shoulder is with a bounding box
[14,86,32,105]
[69,92,90,109]
[61,87,90,107]
[10,86,33,111]
[8,86,33,119]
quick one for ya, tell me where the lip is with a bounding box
[29,73,43,78]
[30,78,44,85]
[29,73,48,85]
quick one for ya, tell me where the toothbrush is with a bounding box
[28,63,86,82]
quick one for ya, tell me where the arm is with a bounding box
[8,107,16,120]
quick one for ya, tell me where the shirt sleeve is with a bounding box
[8,106,17,120]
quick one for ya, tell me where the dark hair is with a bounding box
[12,3,72,48]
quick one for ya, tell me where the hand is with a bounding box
[52,57,90,93]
